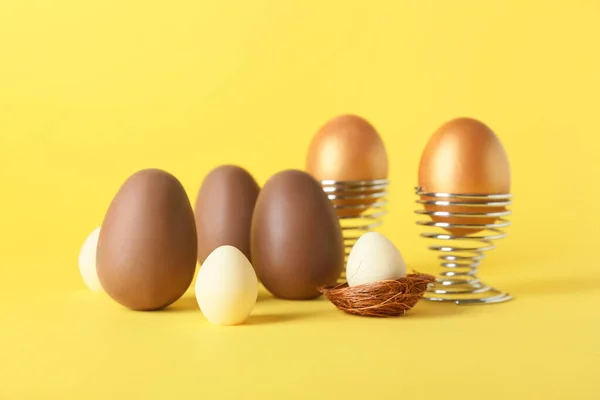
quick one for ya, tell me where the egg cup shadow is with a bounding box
[503,277,600,298]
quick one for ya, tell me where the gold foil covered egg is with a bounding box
[418,117,511,236]
[306,114,388,217]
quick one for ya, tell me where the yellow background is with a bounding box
[1,0,599,398]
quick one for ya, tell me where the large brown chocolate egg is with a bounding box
[97,169,198,311]
[418,117,511,236]
[250,170,345,300]
[194,165,260,264]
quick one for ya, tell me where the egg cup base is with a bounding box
[423,282,513,305]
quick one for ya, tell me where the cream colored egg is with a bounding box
[78,227,103,292]
[346,232,406,287]
[195,245,258,326]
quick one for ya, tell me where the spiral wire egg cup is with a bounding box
[320,179,389,280]
[414,188,513,304]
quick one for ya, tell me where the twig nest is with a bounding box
[319,273,436,317]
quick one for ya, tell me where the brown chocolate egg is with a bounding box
[305,114,388,217]
[97,169,198,311]
[418,117,511,236]
[251,170,345,300]
[194,165,260,264]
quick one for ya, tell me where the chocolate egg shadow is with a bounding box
[244,312,310,325]
[256,291,332,303]
[162,296,199,312]
[256,290,276,302]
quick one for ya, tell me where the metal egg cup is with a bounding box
[414,187,513,305]
[319,178,389,280]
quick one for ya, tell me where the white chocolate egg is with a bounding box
[78,227,103,292]
[346,232,406,287]
[195,245,258,326]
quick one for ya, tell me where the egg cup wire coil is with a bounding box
[320,178,389,253]
[414,188,513,305]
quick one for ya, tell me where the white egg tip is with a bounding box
[78,227,103,292]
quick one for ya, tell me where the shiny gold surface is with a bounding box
[306,114,388,182]
[418,117,511,235]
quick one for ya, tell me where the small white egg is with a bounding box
[346,232,407,287]
[195,245,258,326]
[78,227,103,292]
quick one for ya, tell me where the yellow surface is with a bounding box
[1,1,599,398]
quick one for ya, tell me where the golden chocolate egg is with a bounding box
[306,114,388,217]
[418,117,511,236]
